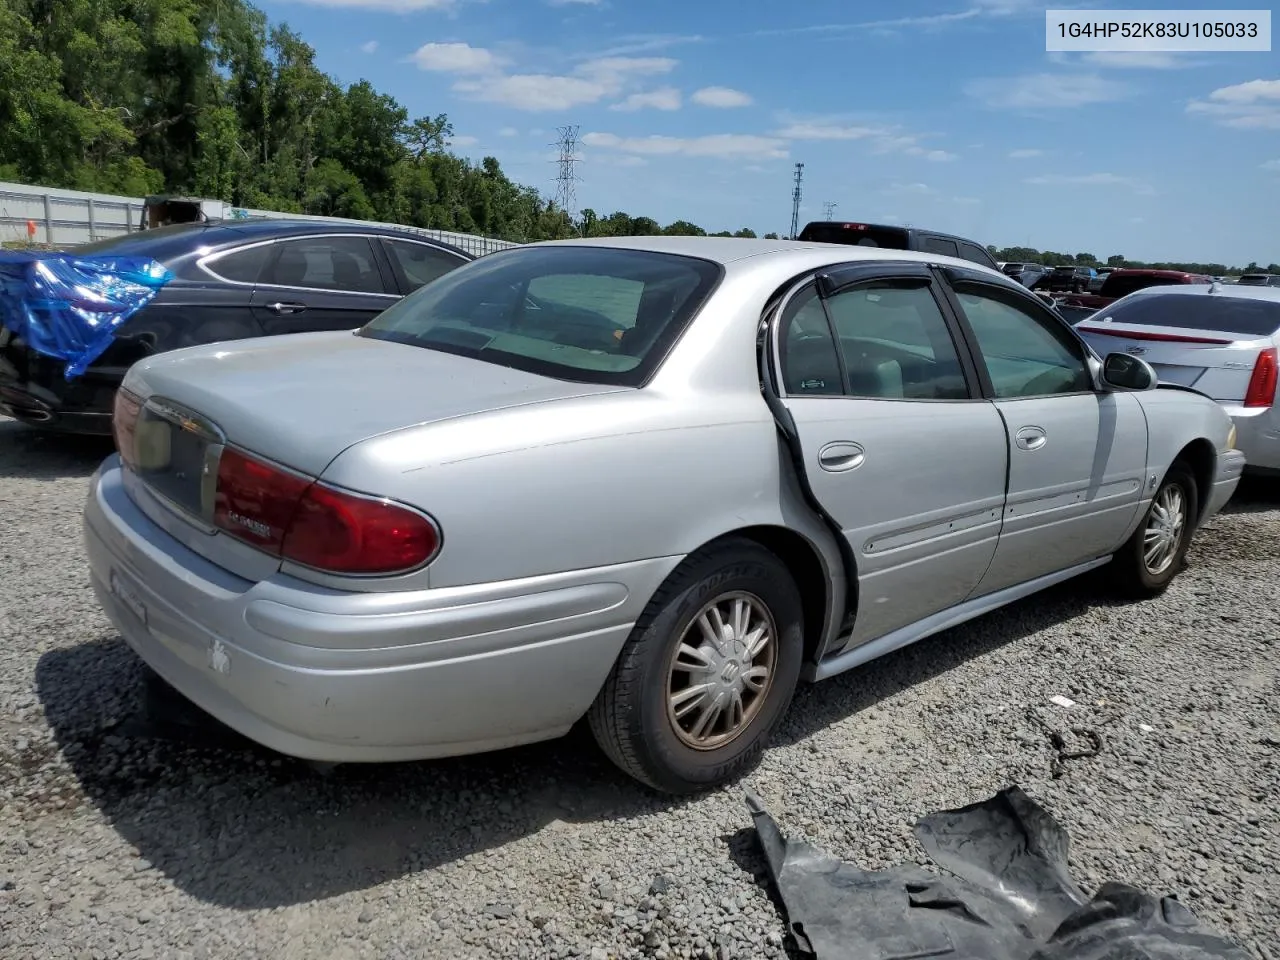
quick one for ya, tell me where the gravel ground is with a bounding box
[1,414,1277,960]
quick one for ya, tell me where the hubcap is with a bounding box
[1143,483,1186,575]
[666,591,777,751]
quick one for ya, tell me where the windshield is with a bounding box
[1095,293,1280,339]
[358,245,722,386]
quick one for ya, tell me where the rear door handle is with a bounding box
[267,301,307,315]
[1015,426,1047,451]
[818,441,865,472]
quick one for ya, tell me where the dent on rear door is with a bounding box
[769,267,1010,648]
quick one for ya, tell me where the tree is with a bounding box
[763,232,780,239]
[1107,254,1126,267]
[662,220,705,236]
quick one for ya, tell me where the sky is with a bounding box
[254,0,1279,266]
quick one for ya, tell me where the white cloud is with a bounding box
[774,120,956,160]
[1009,148,1043,159]
[292,0,452,9]
[449,135,479,147]
[456,73,608,111]
[583,131,788,159]
[753,0,1037,37]
[774,123,883,140]
[588,34,704,57]
[913,148,957,162]
[610,87,682,111]
[1025,172,1155,195]
[498,126,519,137]
[412,42,502,73]
[1187,79,1280,129]
[360,40,379,53]
[966,72,1132,109]
[691,86,754,108]
[1081,51,1193,69]
[1262,159,1280,171]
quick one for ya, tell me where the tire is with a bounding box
[587,537,804,794]
[1111,461,1199,597]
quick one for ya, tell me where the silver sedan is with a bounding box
[83,237,1246,794]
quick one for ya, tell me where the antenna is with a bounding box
[551,125,582,226]
[789,162,805,239]
[822,200,838,221]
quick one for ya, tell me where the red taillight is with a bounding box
[1244,347,1278,409]
[112,388,142,468]
[1076,325,1232,345]
[213,447,440,575]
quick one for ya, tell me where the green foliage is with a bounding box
[991,245,1250,276]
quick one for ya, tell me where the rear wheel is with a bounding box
[1112,462,1199,597]
[587,538,804,794]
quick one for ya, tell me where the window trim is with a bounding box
[769,261,983,403]
[377,236,471,296]
[198,233,415,299]
[937,268,1101,402]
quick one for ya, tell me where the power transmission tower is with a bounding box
[551,125,582,227]
[789,162,805,239]
[823,200,838,220]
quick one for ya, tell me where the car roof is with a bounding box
[528,235,1010,279]
[1117,282,1280,304]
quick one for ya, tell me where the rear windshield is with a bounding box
[1001,263,1025,274]
[1102,274,1200,298]
[358,245,722,386]
[798,223,911,248]
[1095,293,1280,338]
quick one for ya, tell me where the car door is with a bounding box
[938,267,1149,595]
[769,262,1010,648]
[249,235,401,335]
[378,237,471,294]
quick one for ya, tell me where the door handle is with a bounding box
[818,441,865,473]
[266,301,307,315]
[1015,426,1047,451]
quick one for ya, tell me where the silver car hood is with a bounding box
[124,331,628,476]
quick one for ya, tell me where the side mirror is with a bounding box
[1101,352,1157,391]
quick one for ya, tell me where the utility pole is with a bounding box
[822,200,838,221]
[789,162,804,239]
[551,125,582,230]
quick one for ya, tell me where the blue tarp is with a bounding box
[0,252,172,379]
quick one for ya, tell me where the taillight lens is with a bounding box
[213,447,440,576]
[112,388,143,468]
[1244,347,1278,409]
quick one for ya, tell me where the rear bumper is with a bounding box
[83,458,677,763]
[1221,405,1280,473]
[0,341,118,434]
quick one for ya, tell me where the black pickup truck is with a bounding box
[796,221,1000,271]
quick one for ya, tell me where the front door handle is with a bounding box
[1015,426,1047,451]
[267,301,307,315]
[817,441,865,472]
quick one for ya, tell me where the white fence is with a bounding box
[0,181,522,258]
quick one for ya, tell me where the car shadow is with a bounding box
[1220,475,1280,516]
[35,573,1126,912]
[0,417,114,480]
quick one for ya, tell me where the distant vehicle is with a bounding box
[0,219,473,434]
[1038,265,1097,294]
[1237,273,1280,287]
[1002,262,1051,288]
[1076,283,1280,475]
[1055,268,1213,321]
[796,221,999,271]
[1087,267,1115,293]
[84,236,1243,794]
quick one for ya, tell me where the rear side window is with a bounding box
[959,242,994,268]
[922,236,959,257]
[359,246,721,386]
[383,239,467,292]
[263,237,386,294]
[204,246,265,283]
[1096,294,1280,338]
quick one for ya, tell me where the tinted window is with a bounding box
[383,239,466,292]
[359,246,721,386]
[797,223,911,248]
[954,286,1093,398]
[1238,274,1280,287]
[959,242,994,267]
[204,247,265,283]
[779,286,843,396]
[923,236,959,257]
[1102,274,1198,298]
[1095,294,1280,339]
[263,237,386,294]
[824,282,968,400]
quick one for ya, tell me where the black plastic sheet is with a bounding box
[746,786,1251,960]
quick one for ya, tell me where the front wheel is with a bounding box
[587,538,804,794]
[1112,462,1199,597]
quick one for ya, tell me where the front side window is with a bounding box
[359,246,721,386]
[383,239,467,292]
[263,237,386,294]
[953,286,1093,398]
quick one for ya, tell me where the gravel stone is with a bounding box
[1,416,1277,959]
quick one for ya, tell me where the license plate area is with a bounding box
[134,398,224,521]
[109,569,148,626]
